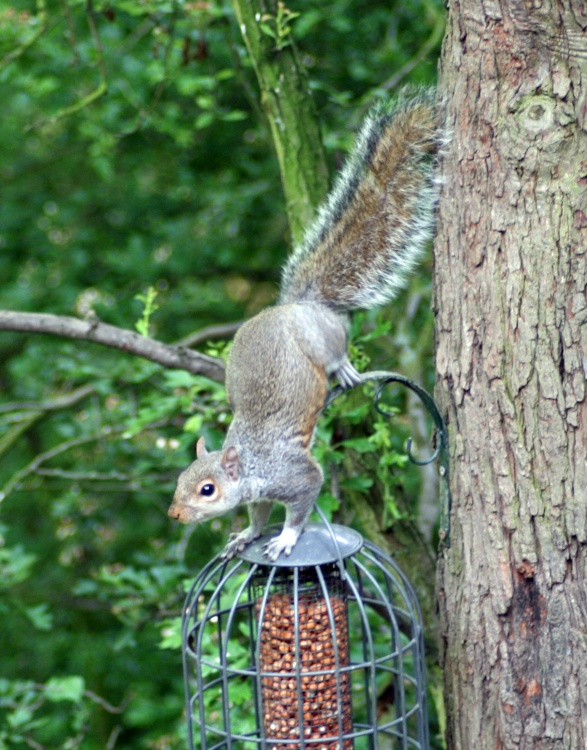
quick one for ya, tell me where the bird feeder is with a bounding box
[182,522,429,749]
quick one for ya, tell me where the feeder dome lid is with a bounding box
[238,522,364,567]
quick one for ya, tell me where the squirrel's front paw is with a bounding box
[221,529,259,560]
[263,528,298,562]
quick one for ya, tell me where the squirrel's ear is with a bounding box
[196,436,208,459]
[221,446,240,481]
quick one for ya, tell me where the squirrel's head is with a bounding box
[167,437,243,524]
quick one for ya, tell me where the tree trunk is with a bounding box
[434,1,587,748]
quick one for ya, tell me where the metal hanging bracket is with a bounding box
[325,370,451,548]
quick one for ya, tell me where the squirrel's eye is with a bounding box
[200,483,215,497]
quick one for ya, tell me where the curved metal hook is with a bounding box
[325,370,451,548]
[405,436,440,466]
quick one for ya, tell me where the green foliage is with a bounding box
[134,287,160,337]
[0,0,443,747]
[312,319,424,531]
[259,1,301,51]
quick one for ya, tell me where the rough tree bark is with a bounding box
[434,1,587,748]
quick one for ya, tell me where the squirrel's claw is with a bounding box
[262,527,298,562]
[335,360,362,390]
[219,542,239,561]
[221,528,260,560]
[262,540,291,562]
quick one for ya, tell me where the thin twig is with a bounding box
[86,0,107,82]
[177,321,243,348]
[106,725,122,750]
[36,468,134,482]
[0,384,96,415]
[381,8,445,92]
[0,428,124,502]
[116,12,175,134]
[23,736,46,750]
[0,385,96,458]
[83,689,132,714]
[0,412,44,458]
[24,0,109,131]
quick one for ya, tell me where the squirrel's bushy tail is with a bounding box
[279,89,442,312]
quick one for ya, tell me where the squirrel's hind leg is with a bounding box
[263,461,322,561]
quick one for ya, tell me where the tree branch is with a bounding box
[0,311,226,383]
[231,0,330,245]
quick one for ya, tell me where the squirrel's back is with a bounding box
[279,89,441,312]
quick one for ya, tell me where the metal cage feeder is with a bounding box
[182,522,430,750]
[181,371,450,749]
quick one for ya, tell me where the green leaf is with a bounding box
[0,546,36,589]
[24,603,53,631]
[44,676,85,704]
[259,23,276,39]
[195,111,215,129]
[221,110,248,122]
[340,475,373,492]
[134,287,159,337]
[159,617,182,650]
[315,492,340,518]
[7,707,33,729]
[340,437,378,453]
[183,414,204,433]
[163,370,196,389]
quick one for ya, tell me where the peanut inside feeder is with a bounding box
[255,568,353,750]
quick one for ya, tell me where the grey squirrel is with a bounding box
[168,90,441,561]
